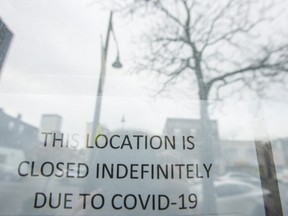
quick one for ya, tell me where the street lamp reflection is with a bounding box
[112,55,122,69]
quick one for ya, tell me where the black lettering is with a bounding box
[71,133,79,148]
[86,134,93,148]
[203,163,213,178]
[49,193,61,209]
[34,192,46,208]
[18,161,29,177]
[91,194,105,209]
[31,161,39,177]
[64,193,73,209]
[41,162,54,177]
[150,136,162,149]
[121,135,132,149]
[66,163,75,178]
[95,134,108,149]
[138,194,150,210]
[117,164,128,179]
[77,163,89,178]
[55,162,64,177]
[164,136,175,149]
[102,164,113,178]
[79,193,90,209]
[41,132,52,147]
[186,136,195,150]
[124,194,137,210]
[158,195,169,210]
[111,194,122,210]
[130,164,138,179]
[110,134,120,149]
[53,133,64,147]
[133,135,144,149]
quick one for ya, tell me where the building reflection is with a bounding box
[0,18,13,76]
[0,108,38,151]
[1,110,288,215]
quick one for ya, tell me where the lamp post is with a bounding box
[85,12,122,192]
[90,11,122,150]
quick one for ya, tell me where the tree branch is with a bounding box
[206,44,288,93]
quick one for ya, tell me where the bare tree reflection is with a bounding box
[111,0,288,214]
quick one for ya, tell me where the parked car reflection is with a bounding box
[278,169,288,184]
[190,179,269,215]
[218,171,260,184]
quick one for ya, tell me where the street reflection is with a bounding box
[0,0,288,215]
[0,113,286,215]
